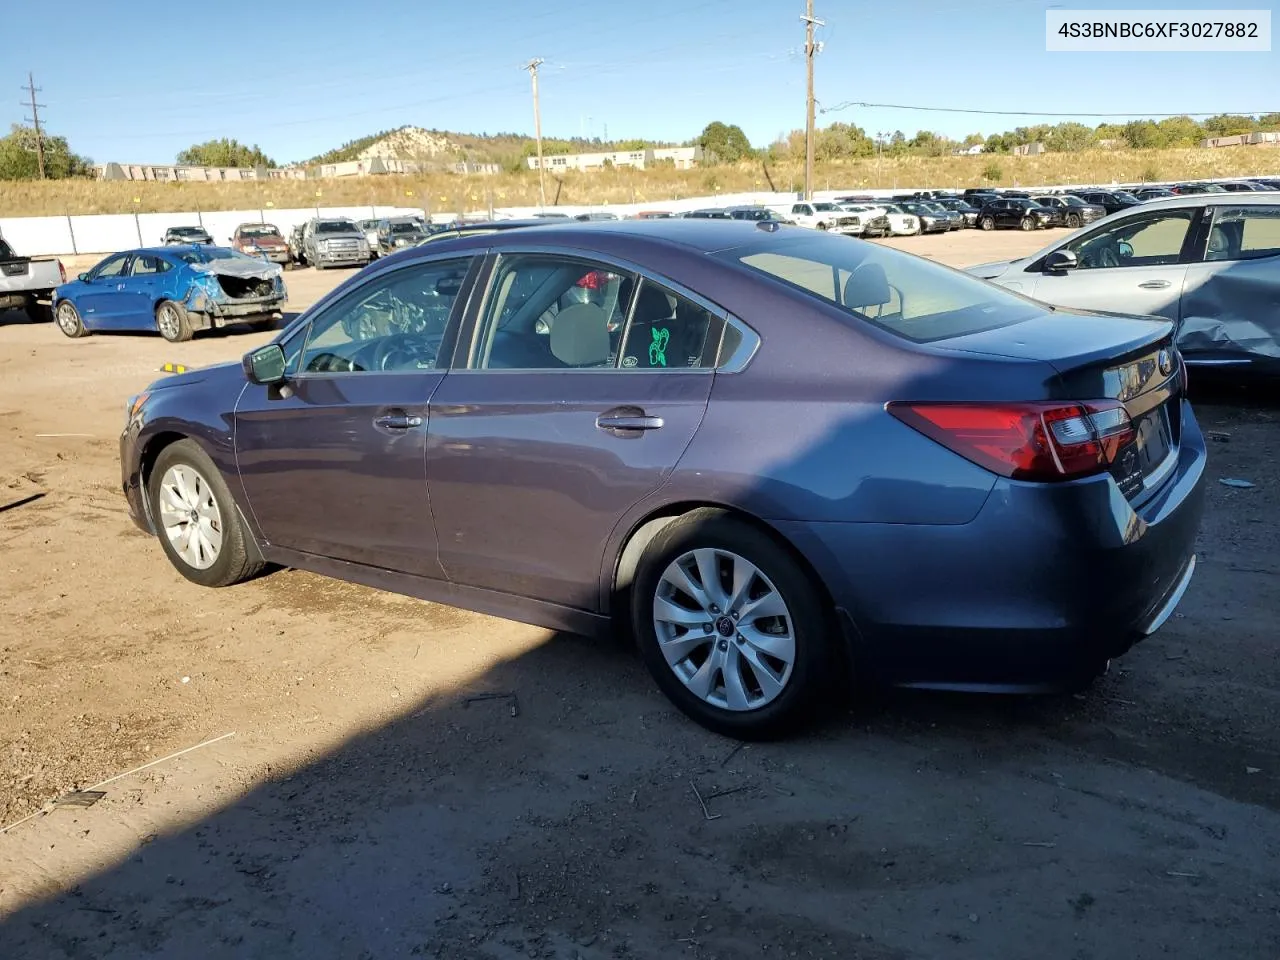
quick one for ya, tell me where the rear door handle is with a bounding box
[596,414,664,432]
[1138,280,1171,289]
[373,413,423,430]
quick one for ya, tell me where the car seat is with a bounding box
[1205,225,1230,261]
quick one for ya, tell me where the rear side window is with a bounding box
[719,234,1039,344]
[1205,206,1280,261]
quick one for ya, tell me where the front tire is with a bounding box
[1067,213,1082,229]
[1020,217,1035,231]
[55,300,89,338]
[148,439,264,588]
[631,509,835,740]
[816,222,829,232]
[156,300,192,342]
[980,216,995,231]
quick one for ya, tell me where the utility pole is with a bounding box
[801,2,825,200]
[21,71,46,179]
[524,58,546,210]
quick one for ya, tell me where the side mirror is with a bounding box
[78,273,90,282]
[1044,249,1079,274]
[243,344,286,385]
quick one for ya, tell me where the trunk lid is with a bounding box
[940,309,1183,499]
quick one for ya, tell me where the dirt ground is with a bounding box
[1,229,1278,960]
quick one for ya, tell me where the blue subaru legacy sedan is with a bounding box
[52,246,287,343]
[118,220,1206,739]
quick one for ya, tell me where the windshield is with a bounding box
[239,224,279,237]
[171,227,204,235]
[317,220,356,234]
[1114,191,1141,202]
[389,222,420,234]
[902,204,931,215]
[0,238,13,259]
[718,233,1037,344]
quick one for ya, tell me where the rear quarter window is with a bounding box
[719,235,1040,344]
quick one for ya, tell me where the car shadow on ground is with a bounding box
[2,613,1278,960]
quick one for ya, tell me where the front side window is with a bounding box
[298,258,473,374]
[1203,205,1280,262]
[1065,209,1194,269]
[792,204,812,216]
[719,233,1040,344]
[474,255,635,370]
[92,254,129,279]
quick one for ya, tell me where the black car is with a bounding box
[896,201,951,234]
[724,207,793,224]
[684,208,731,219]
[1171,183,1228,196]
[976,198,1055,231]
[162,226,213,246]
[1031,195,1108,228]
[962,188,1000,200]
[1073,190,1142,215]
[375,217,430,255]
[1134,187,1177,201]
[1218,181,1270,192]
[934,198,981,227]
[1249,178,1280,190]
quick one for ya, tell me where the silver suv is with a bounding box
[303,218,372,270]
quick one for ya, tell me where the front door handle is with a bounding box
[373,413,423,430]
[1138,280,1171,289]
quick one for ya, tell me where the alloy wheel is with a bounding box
[157,464,223,570]
[56,302,79,335]
[157,304,181,340]
[652,548,795,712]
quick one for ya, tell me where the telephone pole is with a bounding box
[523,58,547,209]
[21,71,47,180]
[801,1,824,200]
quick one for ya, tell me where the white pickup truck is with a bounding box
[768,201,864,236]
[0,237,65,323]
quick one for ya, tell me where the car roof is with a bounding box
[1121,193,1280,210]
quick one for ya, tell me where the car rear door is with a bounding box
[119,254,168,327]
[234,254,479,576]
[1026,205,1200,324]
[426,250,721,611]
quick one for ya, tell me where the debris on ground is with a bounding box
[1219,478,1256,489]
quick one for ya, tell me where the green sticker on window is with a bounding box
[649,327,670,367]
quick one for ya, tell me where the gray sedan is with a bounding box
[120,220,1205,739]
[968,194,1280,373]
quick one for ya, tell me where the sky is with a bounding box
[2,0,1276,165]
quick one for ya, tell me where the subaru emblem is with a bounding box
[1158,349,1174,376]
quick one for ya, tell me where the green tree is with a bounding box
[1044,122,1094,153]
[0,124,93,180]
[176,138,276,168]
[1202,114,1258,137]
[1259,113,1280,130]
[1122,120,1165,149]
[984,133,1011,154]
[816,122,874,160]
[695,122,753,162]
[1156,115,1203,147]
[962,132,985,147]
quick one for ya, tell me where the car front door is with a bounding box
[234,255,479,575]
[426,251,721,611]
[1026,206,1200,323]
[76,253,132,328]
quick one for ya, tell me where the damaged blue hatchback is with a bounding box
[51,245,287,343]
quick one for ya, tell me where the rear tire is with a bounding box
[630,509,836,740]
[55,300,89,338]
[148,439,265,588]
[156,300,193,342]
[980,216,995,231]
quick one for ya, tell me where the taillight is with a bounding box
[887,400,1136,482]
[57,260,66,284]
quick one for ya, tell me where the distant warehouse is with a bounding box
[1201,131,1280,149]
[528,146,710,172]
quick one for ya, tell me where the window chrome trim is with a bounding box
[454,243,758,374]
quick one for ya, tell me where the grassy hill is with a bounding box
[3,148,1278,218]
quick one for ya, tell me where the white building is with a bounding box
[527,145,709,172]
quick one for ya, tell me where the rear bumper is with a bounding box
[776,400,1207,691]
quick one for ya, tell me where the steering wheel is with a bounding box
[370,333,439,372]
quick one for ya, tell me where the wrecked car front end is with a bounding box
[181,258,287,331]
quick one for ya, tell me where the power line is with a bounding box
[820,100,1278,118]
[21,71,46,179]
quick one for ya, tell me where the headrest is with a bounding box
[843,261,891,310]
[549,302,611,366]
